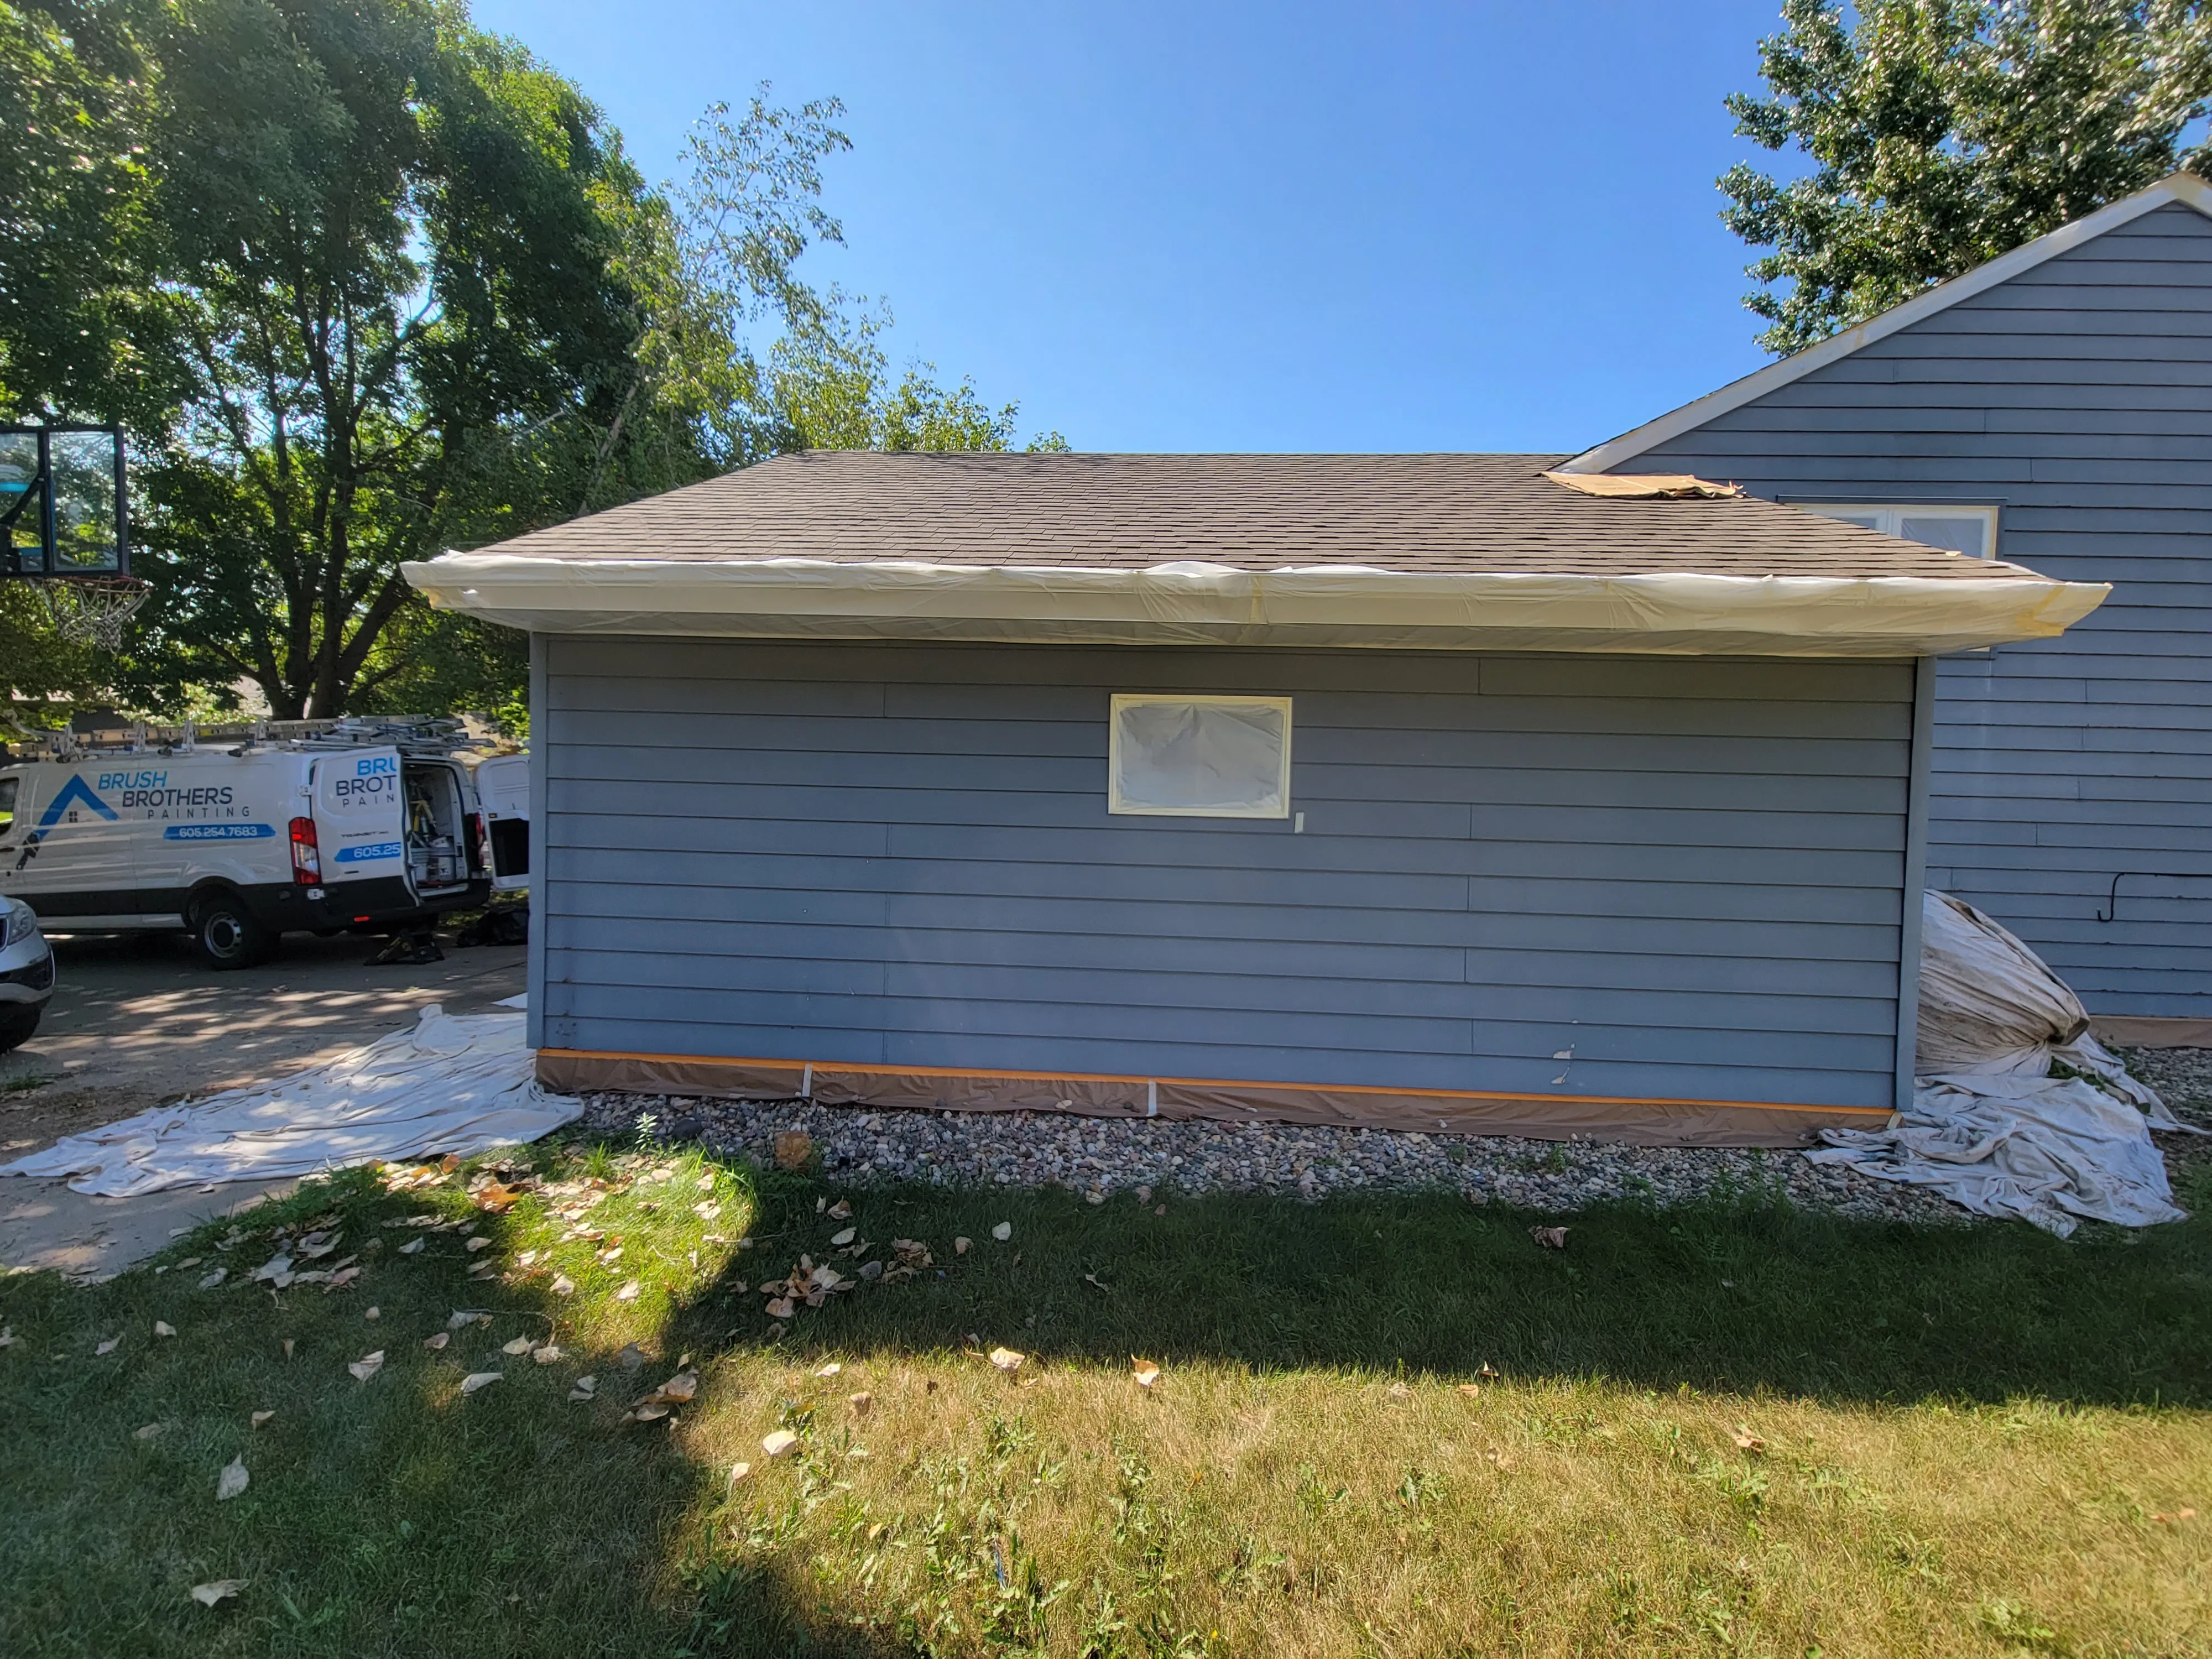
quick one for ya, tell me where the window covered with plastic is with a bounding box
[1108,695,1291,818]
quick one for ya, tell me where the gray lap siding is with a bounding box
[538,637,1910,1110]
[1616,201,2212,1014]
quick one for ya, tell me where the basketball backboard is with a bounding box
[1,424,128,578]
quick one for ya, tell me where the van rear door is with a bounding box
[311,748,410,895]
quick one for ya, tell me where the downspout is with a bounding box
[1892,655,1936,1113]
[526,631,549,1056]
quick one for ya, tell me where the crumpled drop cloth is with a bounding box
[1,1005,580,1198]
[1806,891,2192,1235]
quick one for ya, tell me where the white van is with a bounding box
[0,742,489,968]
[468,750,530,893]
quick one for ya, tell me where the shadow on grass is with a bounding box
[2,1143,2206,1658]
[695,1155,2212,1411]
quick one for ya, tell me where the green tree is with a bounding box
[2,7,1062,724]
[1721,0,2212,354]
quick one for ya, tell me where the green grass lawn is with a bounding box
[2,1136,2208,1657]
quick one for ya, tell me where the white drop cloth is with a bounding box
[1,1005,580,1198]
[1806,891,2192,1235]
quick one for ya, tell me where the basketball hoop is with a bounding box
[37,574,149,651]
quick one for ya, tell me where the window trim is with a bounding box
[1107,693,1293,820]
[1799,503,1999,559]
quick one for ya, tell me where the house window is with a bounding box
[1109,695,1292,818]
[1806,504,1998,559]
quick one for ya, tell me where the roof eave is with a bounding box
[402,552,2109,659]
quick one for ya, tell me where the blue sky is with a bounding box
[470,1,1801,455]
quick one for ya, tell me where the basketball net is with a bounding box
[36,575,149,653]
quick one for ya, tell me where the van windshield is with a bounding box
[0,774,17,832]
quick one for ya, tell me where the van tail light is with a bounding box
[467,811,488,874]
[289,817,321,884]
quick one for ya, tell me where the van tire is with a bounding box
[190,891,274,971]
[0,1003,38,1053]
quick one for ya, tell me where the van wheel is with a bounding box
[190,893,274,970]
[0,1004,38,1053]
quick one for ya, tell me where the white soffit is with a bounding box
[1558,172,2212,474]
[403,552,2109,659]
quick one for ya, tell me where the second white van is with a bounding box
[0,739,491,967]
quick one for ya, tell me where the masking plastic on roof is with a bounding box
[402,553,2107,658]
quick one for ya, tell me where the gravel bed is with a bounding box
[574,1092,1975,1225]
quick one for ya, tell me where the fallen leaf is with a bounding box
[1387,1381,1412,1401]
[693,1201,721,1221]
[815,1361,842,1378]
[1530,1227,1569,1250]
[954,1237,972,1256]
[461,1371,502,1394]
[1732,1425,1767,1455]
[1478,1363,1500,1379]
[648,1370,700,1405]
[215,1457,249,1501]
[728,1460,752,1485]
[447,1309,490,1331]
[190,1579,247,1607]
[398,1238,425,1255]
[281,1338,295,1360]
[348,1350,385,1382]
[364,1306,380,1321]
[251,1409,275,1428]
[1086,1190,1105,1206]
[1084,1273,1109,1293]
[988,1347,1025,1374]
[617,1342,646,1371]
[827,1198,853,1219]
[1154,1204,1166,1217]
[95,1338,120,1356]
[251,1255,294,1284]
[849,1390,873,1416]
[991,1222,1012,1242]
[762,1429,799,1458]
[533,1343,564,1364]
[1456,1384,1481,1399]
[830,1227,857,1247]
[1133,1359,1160,1388]
[764,1296,795,1319]
[625,1401,670,1424]
[773,1131,813,1172]
[1135,1186,1152,1203]
[134,1421,167,1439]
[473,1181,526,1212]
[570,1375,597,1402]
[502,1336,535,1356]
[612,1279,641,1302]
[551,1274,576,1296]
[465,1236,492,1254]
[154,1321,176,1338]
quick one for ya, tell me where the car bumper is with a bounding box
[246,876,492,932]
[0,940,55,1005]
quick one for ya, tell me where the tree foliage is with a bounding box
[1722,0,2212,354]
[1,3,1061,721]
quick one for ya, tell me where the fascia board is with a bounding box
[403,552,2110,658]
[1557,173,2212,474]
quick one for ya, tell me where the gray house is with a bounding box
[1562,173,2212,1021]
[408,455,2099,1144]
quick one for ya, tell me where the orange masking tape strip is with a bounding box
[535,1047,1891,1119]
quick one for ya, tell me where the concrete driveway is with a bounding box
[1,930,526,1279]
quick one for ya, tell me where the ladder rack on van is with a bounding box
[29,715,489,761]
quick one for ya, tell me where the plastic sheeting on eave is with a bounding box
[401,553,2110,659]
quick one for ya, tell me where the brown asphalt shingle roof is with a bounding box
[462,451,2047,582]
